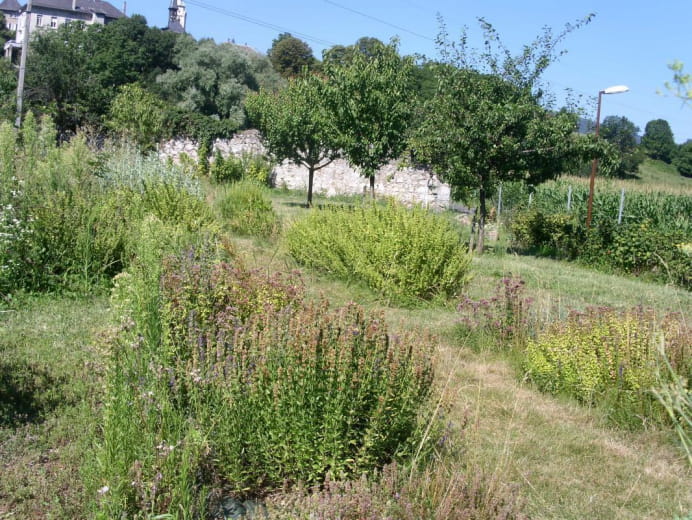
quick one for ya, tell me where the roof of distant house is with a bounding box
[31,0,125,19]
[0,0,22,12]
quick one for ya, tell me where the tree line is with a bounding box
[0,12,688,250]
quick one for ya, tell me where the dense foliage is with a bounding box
[599,115,645,177]
[286,201,472,305]
[641,119,676,163]
[673,140,692,177]
[246,73,339,205]
[503,180,692,288]
[524,307,690,427]
[413,17,601,252]
[267,32,318,77]
[95,242,438,516]
[0,115,212,296]
[216,179,280,238]
[21,16,282,142]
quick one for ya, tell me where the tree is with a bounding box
[0,13,14,43]
[641,119,676,163]
[0,59,16,122]
[267,33,316,78]
[664,60,691,104]
[413,17,597,253]
[599,115,644,176]
[245,74,339,206]
[26,21,99,130]
[108,83,167,150]
[673,140,692,177]
[324,39,415,194]
[323,36,387,66]
[25,15,181,132]
[157,38,283,127]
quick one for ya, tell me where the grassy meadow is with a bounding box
[1,143,691,519]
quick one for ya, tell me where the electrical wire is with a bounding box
[185,0,337,47]
[320,0,434,42]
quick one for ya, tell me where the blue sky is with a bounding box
[126,1,691,143]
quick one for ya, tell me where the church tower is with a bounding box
[167,0,186,33]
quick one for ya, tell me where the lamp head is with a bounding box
[602,85,630,95]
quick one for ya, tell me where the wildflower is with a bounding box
[98,485,110,495]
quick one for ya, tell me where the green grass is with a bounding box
[2,183,690,519]
[635,158,692,191]
[0,294,109,518]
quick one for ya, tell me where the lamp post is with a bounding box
[586,84,629,228]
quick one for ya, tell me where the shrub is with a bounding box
[457,276,534,348]
[160,251,436,493]
[210,149,243,183]
[216,180,280,238]
[509,209,580,258]
[210,151,272,186]
[286,201,472,305]
[94,246,438,517]
[524,307,690,427]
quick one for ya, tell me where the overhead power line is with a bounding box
[320,0,435,42]
[185,0,337,47]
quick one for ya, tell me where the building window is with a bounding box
[36,14,42,27]
[50,17,57,28]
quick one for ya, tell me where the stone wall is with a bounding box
[159,130,452,210]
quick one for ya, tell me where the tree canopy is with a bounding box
[673,140,692,177]
[246,74,339,206]
[267,33,317,78]
[25,16,179,132]
[324,39,415,193]
[599,115,644,177]
[157,38,283,128]
[413,17,598,252]
[641,119,676,163]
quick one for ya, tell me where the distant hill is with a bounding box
[635,158,691,192]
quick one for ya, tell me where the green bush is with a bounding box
[509,210,580,258]
[93,245,438,517]
[216,180,280,238]
[1,131,216,295]
[210,151,272,186]
[524,307,690,427]
[286,201,472,305]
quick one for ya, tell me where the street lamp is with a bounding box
[586,84,630,228]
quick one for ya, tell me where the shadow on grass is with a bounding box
[0,356,67,427]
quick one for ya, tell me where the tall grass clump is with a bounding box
[92,242,439,517]
[286,201,472,305]
[524,307,690,428]
[216,179,281,238]
[1,118,216,295]
[90,220,223,520]
[653,346,692,465]
[456,276,535,351]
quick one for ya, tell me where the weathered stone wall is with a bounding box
[159,130,452,210]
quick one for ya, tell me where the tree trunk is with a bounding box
[369,174,375,198]
[476,186,487,254]
[307,166,315,207]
